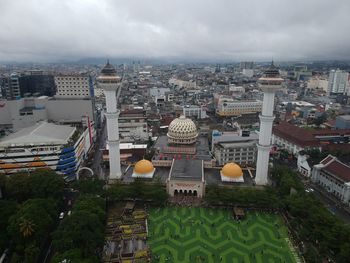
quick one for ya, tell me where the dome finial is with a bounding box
[106,59,110,65]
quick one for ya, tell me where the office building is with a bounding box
[328,69,350,95]
[216,99,262,117]
[55,74,94,98]
[19,71,55,97]
[212,130,258,166]
[183,105,207,119]
[2,73,20,100]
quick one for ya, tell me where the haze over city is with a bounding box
[1,1,350,263]
[1,0,350,62]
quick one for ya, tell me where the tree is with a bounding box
[52,196,105,260]
[0,200,18,251]
[51,249,96,263]
[29,169,65,200]
[7,198,57,262]
[53,211,104,259]
[5,173,31,202]
[71,178,105,196]
[19,218,35,238]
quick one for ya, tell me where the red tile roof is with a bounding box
[321,156,334,165]
[323,159,350,182]
[272,122,318,147]
[273,121,350,148]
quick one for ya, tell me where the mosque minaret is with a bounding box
[97,61,122,181]
[255,62,283,185]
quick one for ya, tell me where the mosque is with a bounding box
[100,61,280,197]
[129,115,246,197]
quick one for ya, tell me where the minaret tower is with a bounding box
[97,61,122,181]
[255,62,283,185]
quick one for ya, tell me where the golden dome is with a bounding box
[221,163,243,178]
[134,159,154,174]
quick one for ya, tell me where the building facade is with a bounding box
[216,99,262,117]
[212,130,258,166]
[328,69,350,95]
[2,73,21,100]
[312,155,350,207]
[55,74,94,98]
[335,115,350,129]
[118,110,149,142]
[0,122,93,179]
[182,105,207,119]
[0,96,95,131]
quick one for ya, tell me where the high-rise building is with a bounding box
[97,61,122,181]
[55,74,93,98]
[240,61,254,70]
[2,73,20,100]
[19,71,55,97]
[255,62,283,185]
[327,69,350,95]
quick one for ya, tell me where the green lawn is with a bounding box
[148,207,298,263]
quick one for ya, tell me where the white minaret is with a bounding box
[97,61,122,181]
[255,62,283,185]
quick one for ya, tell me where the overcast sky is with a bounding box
[0,0,350,63]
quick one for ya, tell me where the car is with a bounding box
[59,212,64,219]
[67,211,72,216]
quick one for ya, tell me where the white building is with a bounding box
[118,110,149,142]
[55,74,93,98]
[212,130,258,166]
[312,155,350,207]
[216,98,262,117]
[0,122,93,178]
[297,153,312,177]
[182,105,207,119]
[169,78,197,89]
[0,96,94,131]
[307,77,328,92]
[242,69,254,78]
[327,69,350,95]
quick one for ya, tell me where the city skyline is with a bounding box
[1,0,350,63]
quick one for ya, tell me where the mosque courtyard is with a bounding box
[148,207,298,263]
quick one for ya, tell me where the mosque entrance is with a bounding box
[173,189,198,196]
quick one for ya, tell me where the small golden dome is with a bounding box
[221,163,243,178]
[134,159,154,174]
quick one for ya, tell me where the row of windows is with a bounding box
[58,93,89,96]
[55,77,88,81]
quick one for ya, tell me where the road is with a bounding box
[41,189,79,263]
[91,120,107,181]
[307,182,350,224]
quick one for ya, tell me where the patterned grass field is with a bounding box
[148,207,298,263]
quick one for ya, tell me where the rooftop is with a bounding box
[0,122,75,147]
[320,155,350,182]
[170,159,203,181]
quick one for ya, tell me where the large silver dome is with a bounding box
[167,116,198,145]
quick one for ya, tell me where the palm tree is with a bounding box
[19,218,35,238]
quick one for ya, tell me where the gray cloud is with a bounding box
[0,0,349,62]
